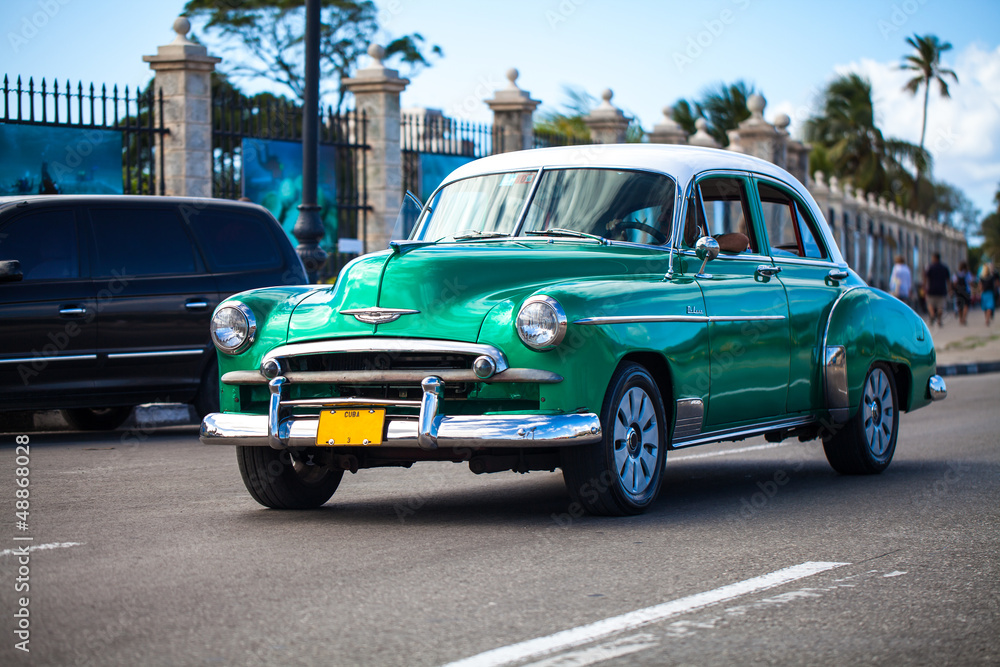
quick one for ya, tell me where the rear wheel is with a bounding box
[561,362,667,516]
[823,363,898,475]
[237,446,344,509]
[62,406,132,431]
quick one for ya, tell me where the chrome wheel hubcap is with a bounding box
[613,386,659,495]
[863,369,894,457]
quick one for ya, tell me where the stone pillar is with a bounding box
[648,107,688,145]
[583,89,630,144]
[485,69,539,153]
[688,118,720,148]
[341,44,410,252]
[736,94,781,165]
[143,17,220,197]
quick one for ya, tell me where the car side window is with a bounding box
[756,182,827,259]
[0,210,79,280]
[187,209,283,272]
[90,208,198,277]
[683,177,757,253]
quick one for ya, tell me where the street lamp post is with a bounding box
[292,0,326,283]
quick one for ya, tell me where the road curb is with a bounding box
[937,361,1000,377]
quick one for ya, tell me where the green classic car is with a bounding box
[201,144,946,515]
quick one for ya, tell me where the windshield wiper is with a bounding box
[447,230,511,240]
[524,228,608,245]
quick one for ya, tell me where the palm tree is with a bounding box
[805,73,929,201]
[671,80,756,147]
[901,34,958,205]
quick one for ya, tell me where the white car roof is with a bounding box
[442,143,802,190]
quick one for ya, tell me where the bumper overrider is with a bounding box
[200,339,603,451]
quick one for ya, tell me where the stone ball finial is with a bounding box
[747,94,766,115]
[663,106,674,118]
[695,118,708,131]
[368,43,385,63]
[774,113,790,130]
[173,16,191,37]
[602,89,613,103]
[506,68,520,87]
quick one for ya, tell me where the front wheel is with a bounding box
[561,362,667,516]
[237,446,344,509]
[823,363,899,475]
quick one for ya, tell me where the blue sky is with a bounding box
[4,0,1000,217]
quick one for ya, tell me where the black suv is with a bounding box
[0,195,306,430]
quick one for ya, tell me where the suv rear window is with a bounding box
[0,209,78,280]
[187,209,283,272]
[90,208,198,276]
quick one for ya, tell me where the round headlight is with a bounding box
[211,303,256,354]
[516,295,567,350]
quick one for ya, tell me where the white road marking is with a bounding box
[883,570,908,577]
[671,441,792,461]
[522,633,658,667]
[0,541,83,556]
[441,561,850,667]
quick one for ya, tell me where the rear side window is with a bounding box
[90,208,198,277]
[0,209,78,280]
[756,182,827,259]
[187,209,283,271]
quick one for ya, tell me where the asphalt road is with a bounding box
[1,374,997,666]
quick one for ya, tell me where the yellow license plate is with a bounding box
[316,408,385,446]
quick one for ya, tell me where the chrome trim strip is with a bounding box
[282,397,422,408]
[824,345,849,423]
[107,349,204,359]
[671,415,816,448]
[221,368,562,385]
[0,354,98,365]
[573,314,785,325]
[928,375,947,401]
[261,338,510,374]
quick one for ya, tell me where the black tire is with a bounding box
[62,406,132,431]
[193,359,220,419]
[823,362,899,475]
[561,362,667,516]
[236,446,344,509]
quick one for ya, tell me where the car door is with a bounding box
[752,176,846,414]
[684,173,791,428]
[85,205,219,400]
[0,205,98,407]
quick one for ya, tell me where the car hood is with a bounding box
[286,240,649,344]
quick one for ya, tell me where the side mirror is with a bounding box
[694,236,719,278]
[0,260,23,283]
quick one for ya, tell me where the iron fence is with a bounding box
[211,92,369,279]
[401,114,502,196]
[532,128,591,149]
[1,74,167,195]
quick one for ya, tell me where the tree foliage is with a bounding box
[805,73,929,206]
[670,80,756,147]
[183,0,442,109]
[533,85,644,143]
[981,184,1000,263]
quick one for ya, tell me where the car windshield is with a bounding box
[411,168,677,246]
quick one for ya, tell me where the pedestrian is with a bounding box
[889,255,913,307]
[980,262,999,327]
[923,252,950,327]
[952,261,973,326]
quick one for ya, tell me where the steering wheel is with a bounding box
[610,220,668,245]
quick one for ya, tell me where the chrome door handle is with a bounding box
[58,306,87,316]
[185,300,209,310]
[755,265,781,278]
[827,268,849,281]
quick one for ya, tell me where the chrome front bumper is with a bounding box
[200,375,602,450]
[928,374,947,401]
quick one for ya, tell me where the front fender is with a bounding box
[823,287,875,422]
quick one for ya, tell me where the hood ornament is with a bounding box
[340,307,420,324]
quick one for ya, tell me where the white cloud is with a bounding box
[829,43,1000,215]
